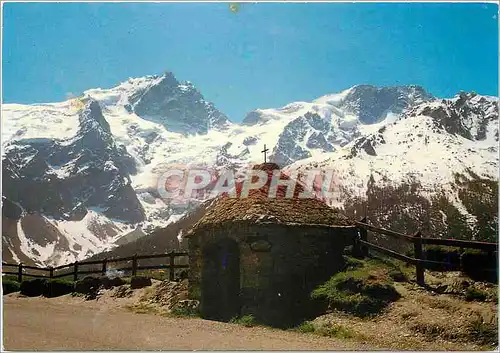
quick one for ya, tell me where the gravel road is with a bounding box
[2,295,368,350]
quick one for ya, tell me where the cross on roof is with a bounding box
[261,144,269,163]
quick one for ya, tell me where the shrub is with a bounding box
[43,279,75,298]
[99,276,126,289]
[230,314,257,327]
[75,276,102,299]
[461,250,497,282]
[20,278,48,297]
[2,279,20,295]
[312,257,400,317]
[388,268,408,282]
[2,275,19,282]
[130,276,152,289]
[423,245,461,271]
[464,287,488,302]
[410,245,497,283]
[297,321,316,333]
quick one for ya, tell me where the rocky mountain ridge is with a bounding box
[2,72,498,265]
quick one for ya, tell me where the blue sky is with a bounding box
[3,2,498,122]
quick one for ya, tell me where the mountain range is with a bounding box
[2,72,498,266]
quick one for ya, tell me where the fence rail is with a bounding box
[355,218,498,285]
[2,251,189,283]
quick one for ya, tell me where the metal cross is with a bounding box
[261,144,269,163]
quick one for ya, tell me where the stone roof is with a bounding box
[188,163,354,233]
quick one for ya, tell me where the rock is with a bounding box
[176,299,200,311]
[435,284,448,294]
[130,276,152,289]
[242,136,258,145]
[130,72,229,134]
[340,84,433,124]
[112,286,134,298]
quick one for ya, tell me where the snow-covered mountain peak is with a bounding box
[403,91,498,143]
[336,84,434,124]
[291,93,498,187]
[78,99,112,134]
[81,71,230,135]
[2,72,497,266]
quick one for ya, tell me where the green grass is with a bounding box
[2,275,20,282]
[311,256,401,317]
[297,321,316,333]
[134,269,170,281]
[464,287,489,302]
[316,322,357,339]
[296,321,358,339]
[48,278,75,286]
[230,314,258,327]
[2,278,20,295]
[169,306,200,318]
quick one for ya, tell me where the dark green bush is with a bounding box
[130,276,152,289]
[74,276,101,299]
[20,278,48,297]
[424,245,462,270]
[43,279,75,298]
[409,245,497,283]
[99,276,126,289]
[2,275,19,282]
[2,279,20,295]
[461,250,497,282]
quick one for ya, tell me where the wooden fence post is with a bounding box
[49,266,54,279]
[169,252,175,281]
[18,263,23,282]
[102,258,107,276]
[353,227,362,257]
[359,217,369,257]
[413,231,425,286]
[132,254,137,277]
[73,261,79,282]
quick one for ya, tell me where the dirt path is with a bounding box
[2,295,372,350]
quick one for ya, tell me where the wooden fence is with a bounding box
[354,217,498,285]
[2,220,497,287]
[2,251,189,283]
